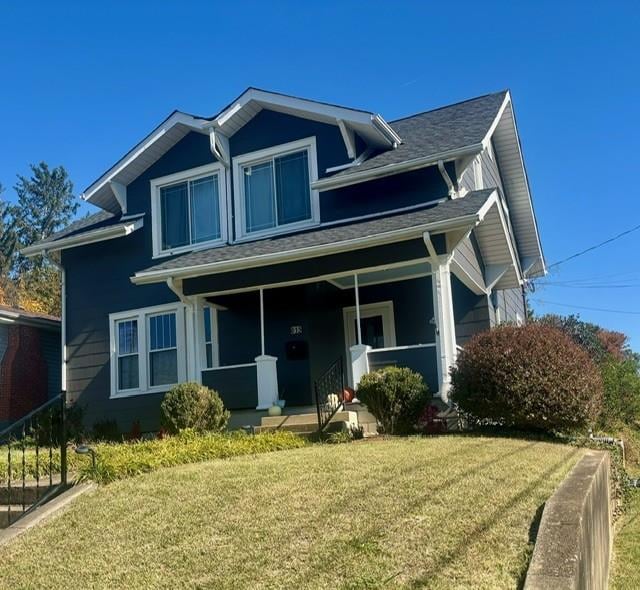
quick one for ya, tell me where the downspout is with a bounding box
[43,252,66,393]
[166,277,201,383]
[437,160,458,198]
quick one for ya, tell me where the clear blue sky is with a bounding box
[1,1,639,347]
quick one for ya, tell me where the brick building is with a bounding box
[0,305,60,427]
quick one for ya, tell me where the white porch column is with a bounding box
[184,298,199,383]
[255,355,279,409]
[350,344,371,388]
[255,288,279,409]
[431,259,457,403]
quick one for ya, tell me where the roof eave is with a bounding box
[20,217,144,258]
[80,111,211,213]
[312,144,483,192]
[130,213,480,286]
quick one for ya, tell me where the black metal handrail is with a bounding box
[1,391,67,527]
[314,357,345,432]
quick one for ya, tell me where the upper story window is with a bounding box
[150,163,227,257]
[233,137,319,239]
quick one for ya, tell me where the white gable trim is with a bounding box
[214,88,401,147]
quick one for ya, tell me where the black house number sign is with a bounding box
[290,325,303,336]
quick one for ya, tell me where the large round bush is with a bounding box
[357,366,429,434]
[160,382,230,434]
[450,324,603,431]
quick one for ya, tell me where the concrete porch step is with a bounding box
[0,482,58,506]
[255,420,351,435]
[261,410,357,429]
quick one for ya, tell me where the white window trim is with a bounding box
[343,300,397,387]
[232,136,319,241]
[109,303,187,399]
[201,303,220,370]
[150,162,227,259]
[343,301,397,351]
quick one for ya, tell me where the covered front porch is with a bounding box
[176,254,478,420]
[132,189,521,426]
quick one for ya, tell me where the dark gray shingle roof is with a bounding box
[138,190,494,276]
[28,210,144,248]
[330,91,507,179]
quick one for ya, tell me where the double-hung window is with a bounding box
[233,137,319,239]
[151,163,226,257]
[110,304,186,398]
[148,312,178,386]
[116,319,139,391]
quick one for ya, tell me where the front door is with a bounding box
[343,301,396,385]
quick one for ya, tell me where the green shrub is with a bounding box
[451,324,603,432]
[357,366,429,434]
[160,382,229,434]
[600,359,640,427]
[79,430,307,483]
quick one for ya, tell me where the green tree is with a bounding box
[13,162,78,273]
[0,184,19,276]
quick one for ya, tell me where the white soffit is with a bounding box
[489,95,545,278]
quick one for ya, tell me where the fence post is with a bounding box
[60,390,67,486]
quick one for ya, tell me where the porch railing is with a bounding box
[367,343,439,394]
[314,357,345,432]
[0,392,67,528]
[201,363,258,410]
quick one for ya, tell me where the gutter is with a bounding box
[131,214,480,286]
[20,217,144,258]
[312,143,483,192]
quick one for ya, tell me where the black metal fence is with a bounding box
[0,391,67,526]
[314,357,345,432]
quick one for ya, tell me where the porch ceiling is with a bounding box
[473,199,522,290]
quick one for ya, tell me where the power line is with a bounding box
[538,283,640,289]
[546,222,640,270]
[531,298,640,316]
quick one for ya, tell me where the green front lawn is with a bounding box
[0,436,581,589]
[611,490,640,590]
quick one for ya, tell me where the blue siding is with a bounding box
[321,162,454,222]
[230,109,350,176]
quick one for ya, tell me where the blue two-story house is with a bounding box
[24,88,545,433]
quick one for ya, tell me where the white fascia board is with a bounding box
[215,88,400,146]
[311,144,483,192]
[131,214,480,285]
[20,218,144,257]
[81,111,211,206]
[481,92,546,275]
[480,91,511,150]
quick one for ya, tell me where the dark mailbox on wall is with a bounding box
[285,340,308,361]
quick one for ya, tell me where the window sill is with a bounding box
[234,219,320,244]
[110,385,175,400]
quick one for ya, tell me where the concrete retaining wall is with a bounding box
[524,450,612,590]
